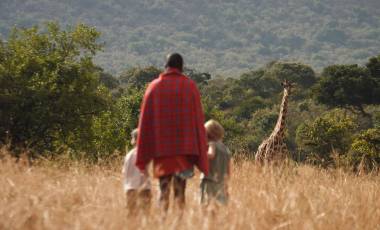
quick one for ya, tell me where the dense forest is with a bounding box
[0,22,379,171]
[1,0,380,76]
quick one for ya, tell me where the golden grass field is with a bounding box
[1,152,380,230]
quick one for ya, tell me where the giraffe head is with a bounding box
[281,79,294,94]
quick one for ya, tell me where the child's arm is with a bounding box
[141,167,149,177]
[207,142,216,159]
[122,155,129,183]
[122,155,127,174]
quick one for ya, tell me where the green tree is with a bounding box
[184,68,211,86]
[313,64,376,115]
[233,96,266,120]
[264,62,317,100]
[91,88,144,159]
[119,66,161,89]
[366,55,380,103]
[296,109,356,166]
[98,69,119,90]
[246,108,278,152]
[350,128,380,164]
[237,62,316,101]
[373,111,380,129]
[366,54,380,79]
[0,22,107,154]
[238,69,280,99]
[265,62,316,88]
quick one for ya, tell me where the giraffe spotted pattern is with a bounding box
[255,80,292,165]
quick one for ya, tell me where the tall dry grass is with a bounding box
[1,151,380,230]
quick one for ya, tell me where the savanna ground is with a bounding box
[1,151,380,230]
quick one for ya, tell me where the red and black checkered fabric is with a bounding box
[136,68,208,175]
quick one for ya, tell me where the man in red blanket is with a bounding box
[136,53,208,210]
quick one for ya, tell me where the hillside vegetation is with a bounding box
[1,23,379,171]
[1,0,380,75]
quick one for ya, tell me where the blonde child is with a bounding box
[122,129,151,215]
[200,120,231,205]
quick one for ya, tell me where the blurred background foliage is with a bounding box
[0,18,379,170]
[0,0,379,77]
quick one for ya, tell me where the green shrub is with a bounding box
[296,109,356,166]
[349,128,380,170]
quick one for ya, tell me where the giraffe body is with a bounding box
[255,81,292,165]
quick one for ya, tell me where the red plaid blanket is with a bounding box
[136,68,208,175]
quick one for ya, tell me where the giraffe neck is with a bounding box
[272,88,289,137]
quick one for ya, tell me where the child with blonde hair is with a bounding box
[122,128,151,215]
[200,120,231,205]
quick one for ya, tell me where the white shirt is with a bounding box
[122,148,151,192]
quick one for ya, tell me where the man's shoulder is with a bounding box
[146,73,199,98]
[144,78,162,96]
[178,75,197,89]
[156,73,196,87]
[148,77,161,88]
[181,73,195,83]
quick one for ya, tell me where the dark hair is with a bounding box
[165,53,183,71]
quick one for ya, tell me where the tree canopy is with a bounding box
[0,23,108,154]
[313,64,376,114]
[1,0,379,76]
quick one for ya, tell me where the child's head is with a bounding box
[205,120,225,142]
[130,128,138,146]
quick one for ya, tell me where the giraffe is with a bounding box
[255,80,293,165]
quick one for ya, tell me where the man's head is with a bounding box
[165,53,183,72]
[131,128,138,146]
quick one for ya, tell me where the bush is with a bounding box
[349,128,380,171]
[0,22,108,155]
[296,109,356,167]
[91,87,144,159]
[313,64,375,115]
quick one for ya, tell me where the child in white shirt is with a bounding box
[122,128,151,215]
